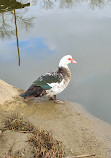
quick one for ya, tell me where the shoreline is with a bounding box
[71,102,111,158]
[0,79,111,157]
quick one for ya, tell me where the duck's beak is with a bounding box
[71,59,77,64]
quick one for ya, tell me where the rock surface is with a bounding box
[0,79,19,105]
[0,130,33,157]
[0,79,111,158]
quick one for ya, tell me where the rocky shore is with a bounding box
[0,79,111,158]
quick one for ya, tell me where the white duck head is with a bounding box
[59,55,77,68]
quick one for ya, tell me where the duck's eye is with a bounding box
[68,58,72,61]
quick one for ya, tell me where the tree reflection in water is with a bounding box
[14,9,20,66]
[0,0,111,66]
[0,0,33,66]
[38,0,111,9]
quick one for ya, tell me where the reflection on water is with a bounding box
[89,0,104,9]
[0,0,30,12]
[0,0,34,66]
[29,0,111,9]
[0,0,111,124]
[14,9,20,66]
[35,0,111,9]
[0,0,111,65]
[0,12,15,39]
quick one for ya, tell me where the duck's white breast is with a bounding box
[46,79,70,97]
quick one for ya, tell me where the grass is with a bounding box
[3,113,65,158]
[4,113,35,132]
[29,128,65,158]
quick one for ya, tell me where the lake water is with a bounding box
[0,0,111,124]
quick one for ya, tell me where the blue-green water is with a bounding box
[0,0,111,123]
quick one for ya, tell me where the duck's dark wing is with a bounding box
[21,84,46,98]
[21,72,63,99]
[33,72,63,90]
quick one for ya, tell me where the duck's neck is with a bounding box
[59,61,69,69]
[57,66,71,79]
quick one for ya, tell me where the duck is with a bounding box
[21,55,77,103]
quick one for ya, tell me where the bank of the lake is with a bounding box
[0,79,111,158]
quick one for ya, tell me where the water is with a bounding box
[0,0,111,124]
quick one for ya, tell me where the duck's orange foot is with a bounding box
[54,99,64,104]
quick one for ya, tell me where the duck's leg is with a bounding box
[54,95,64,104]
[48,96,54,100]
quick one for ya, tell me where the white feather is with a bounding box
[46,79,70,97]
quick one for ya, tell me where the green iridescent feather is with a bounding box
[33,73,62,90]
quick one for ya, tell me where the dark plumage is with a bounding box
[21,85,46,99]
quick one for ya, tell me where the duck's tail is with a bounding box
[21,84,46,99]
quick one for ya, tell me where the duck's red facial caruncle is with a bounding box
[68,57,77,64]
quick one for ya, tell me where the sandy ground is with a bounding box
[0,79,111,158]
[0,80,19,105]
